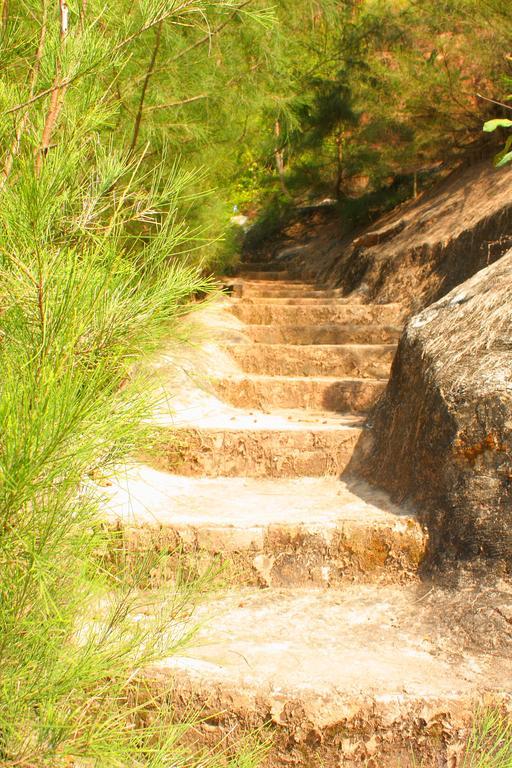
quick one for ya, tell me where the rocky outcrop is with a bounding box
[321,162,512,311]
[350,252,512,571]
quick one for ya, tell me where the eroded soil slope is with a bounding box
[323,162,512,310]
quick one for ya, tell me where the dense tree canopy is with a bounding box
[1,0,510,248]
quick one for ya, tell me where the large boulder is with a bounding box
[351,251,512,571]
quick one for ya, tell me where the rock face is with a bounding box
[350,251,512,571]
[321,162,512,311]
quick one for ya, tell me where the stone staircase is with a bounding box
[105,261,510,767]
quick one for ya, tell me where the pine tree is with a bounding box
[0,2,265,765]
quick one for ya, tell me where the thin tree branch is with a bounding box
[0,248,38,286]
[35,0,69,174]
[172,0,252,62]
[59,0,68,37]
[129,20,162,153]
[144,93,207,111]
[79,0,87,31]
[274,119,288,195]
[477,92,512,112]
[130,1,255,86]
[225,61,259,88]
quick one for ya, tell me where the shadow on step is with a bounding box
[321,378,385,413]
[342,431,512,653]
[341,421,438,576]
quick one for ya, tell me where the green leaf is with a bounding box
[483,118,512,133]
[494,151,512,168]
[493,135,512,167]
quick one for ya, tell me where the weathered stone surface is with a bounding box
[237,261,287,272]
[226,342,395,378]
[246,323,402,345]
[105,468,426,587]
[242,295,358,304]
[140,585,512,768]
[241,290,345,301]
[352,220,405,248]
[231,300,404,326]
[236,270,303,281]
[145,419,362,478]
[211,374,386,413]
[350,251,512,571]
[313,162,512,311]
[238,283,344,298]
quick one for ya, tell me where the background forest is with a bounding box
[2,1,512,263]
[0,1,511,766]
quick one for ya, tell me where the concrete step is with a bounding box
[241,296,358,305]
[239,284,339,299]
[237,271,301,281]
[246,323,402,345]
[230,281,316,298]
[211,374,386,412]
[105,468,426,587]
[143,411,363,478]
[237,262,287,272]
[227,343,396,378]
[230,301,404,326]
[141,586,511,767]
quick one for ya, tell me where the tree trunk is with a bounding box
[1,0,48,187]
[335,130,344,199]
[35,0,69,174]
[274,119,288,195]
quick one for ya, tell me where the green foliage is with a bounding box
[461,710,512,768]
[222,0,512,209]
[483,118,512,168]
[0,1,262,766]
[243,191,294,251]
[483,119,512,132]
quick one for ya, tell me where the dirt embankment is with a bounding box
[245,161,512,313]
[319,161,512,311]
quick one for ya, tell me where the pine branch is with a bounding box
[1,0,49,187]
[35,0,69,174]
[3,0,203,117]
[144,93,207,111]
[172,0,252,62]
[477,93,512,112]
[79,0,87,31]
